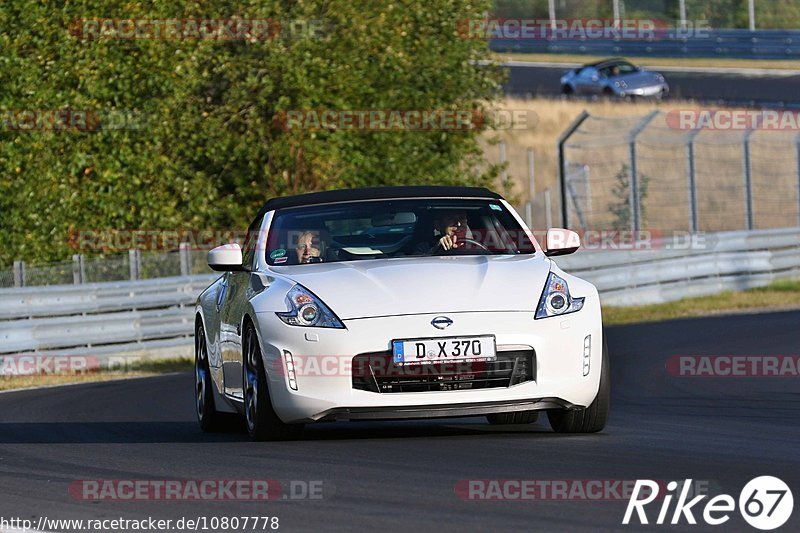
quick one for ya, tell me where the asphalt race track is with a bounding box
[505,64,800,108]
[0,310,798,532]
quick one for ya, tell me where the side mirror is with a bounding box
[208,243,247,272]
[544,228,580,257]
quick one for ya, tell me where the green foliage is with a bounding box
[609,163,650,230]
[0,0,505,266]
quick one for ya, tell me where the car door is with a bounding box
[575,67,600,94]
[219,270,248,399]
[219,216,264,399]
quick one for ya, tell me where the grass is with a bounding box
[0,356,193,392]
[494,52,800,71]
[485,96,720,204]
[603,279,800,325]
[485,96,799,231]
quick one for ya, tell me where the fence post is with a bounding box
[743,129,755,230]
[628,111,659,232]
[796,133,800,227]
[527,148,535,202]
[544,188,553,229]
[499,141,507,185]
[558,110,590,228]
[525,148,535,228]
[679,0,687,29]
[72,254,84,284]
[180,242,192,276]
[686,128,701,233]
[13,260,26,287]
[129,249,141,280]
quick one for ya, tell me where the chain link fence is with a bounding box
[555,110,800,232]
[0,246,214,289]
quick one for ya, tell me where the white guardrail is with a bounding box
[0,228,798,362]
[0,275,216,361]
[555,227,800,305]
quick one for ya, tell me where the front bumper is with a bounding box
[254,299,603,424]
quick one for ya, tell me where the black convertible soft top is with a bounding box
[584,57,629,68]
[257,186,503,216]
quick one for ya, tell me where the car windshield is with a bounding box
[604,62,638,76]
[265,198,537,265]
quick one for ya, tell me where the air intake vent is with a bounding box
[352,350,535,393]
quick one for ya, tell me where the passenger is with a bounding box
[295,230,325,263]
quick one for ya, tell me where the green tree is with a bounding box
[609,163,650,230]
[0,0,506,267]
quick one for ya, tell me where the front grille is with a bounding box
[352,350,535,393]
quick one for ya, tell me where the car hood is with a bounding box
[616,71,664,88]
[271,255,551,319]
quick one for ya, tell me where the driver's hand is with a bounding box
[438,234,460,251]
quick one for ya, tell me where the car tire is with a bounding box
[548,338,610,433]
[486,410,539,425]
[243,321,304,441]
[195,320,226,432]
[561,85,574,96]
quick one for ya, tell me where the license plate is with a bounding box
[392,336,496,366]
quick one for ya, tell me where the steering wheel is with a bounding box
[442,238,489,253]
[460,238,489,251]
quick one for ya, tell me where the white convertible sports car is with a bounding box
[195,186,609,440]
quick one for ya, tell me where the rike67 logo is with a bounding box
[623,476,793,530]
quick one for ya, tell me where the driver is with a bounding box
[434,211,468,251]
[411,211,471,254]
[295,230,326,263]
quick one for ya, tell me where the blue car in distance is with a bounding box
[561,58,669,99]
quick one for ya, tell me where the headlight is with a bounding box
[614,80,627,89]
[535,272,585,319]
[276,284,345,329]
